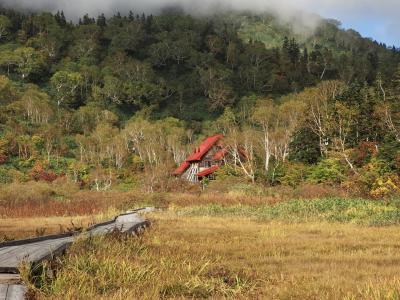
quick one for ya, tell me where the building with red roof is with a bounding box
[173,134,227,182]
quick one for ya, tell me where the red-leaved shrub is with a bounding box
[30,162,58,182]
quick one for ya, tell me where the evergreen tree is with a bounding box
[97,13,106,28]
[129,11,135,21]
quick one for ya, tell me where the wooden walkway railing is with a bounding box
[0,207,154,300]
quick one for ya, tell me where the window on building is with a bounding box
[200,160,212,168]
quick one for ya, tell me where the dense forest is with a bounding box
[0,6,400,197]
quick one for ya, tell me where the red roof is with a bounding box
[173,161,190,175]
[213,148,228,161]
[186,134,224,162]
[173,134,224,175]
[197,165,220,177]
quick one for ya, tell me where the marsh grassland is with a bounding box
[25,199,400,300]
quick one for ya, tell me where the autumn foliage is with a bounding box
[29,162,58,182]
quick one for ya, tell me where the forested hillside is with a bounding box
[0,7,399,196]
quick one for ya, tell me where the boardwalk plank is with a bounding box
[0,285,8,300]
[5,285,26,300]
[0,274,20,285]
[0,209,151,271]
[0,208,153,299]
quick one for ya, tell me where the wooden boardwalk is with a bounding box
[0,207,153,300]
[0,284,26,300]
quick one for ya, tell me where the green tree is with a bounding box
[14,47,45,80]
[0,75,18,105]
[0,15,12,41]
[332,101,359,173]
[253,99,276,174]
[69,24,101,64]
[14,86,53,124]
[0,50,17,75]
[106,22,144,54]
[239,41,272,92]
[198,65,235,111]
[289,127,321,164]
[50,71,83,108]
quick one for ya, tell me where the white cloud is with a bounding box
[1,0,398,44]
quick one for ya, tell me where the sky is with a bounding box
[1,0,399,46]
[307,1,399,47]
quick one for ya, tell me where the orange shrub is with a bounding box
[29,162,58,182]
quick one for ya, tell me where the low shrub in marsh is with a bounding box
[280,163,310,188]
[370,175,400,199]
[346,158,400,198]
[308,158,347,184]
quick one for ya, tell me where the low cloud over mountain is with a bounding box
[1,0,398,45]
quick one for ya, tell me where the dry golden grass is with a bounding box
[0,208,121,241]
[0,216,95,241]
[0,181,142,218]
[32,211,400,299]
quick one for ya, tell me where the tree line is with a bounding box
[0,8,399,196]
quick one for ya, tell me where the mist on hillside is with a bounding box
[1,0,321,17]
[0,0,327,30]
[1,0,399,44]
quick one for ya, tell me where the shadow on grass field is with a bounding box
[27,200,400,299]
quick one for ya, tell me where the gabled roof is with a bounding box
[173,134,224,176]
[186,134,224,162]
[197,165,220,177]
[213,148,228,161]
[172,161,190,176]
